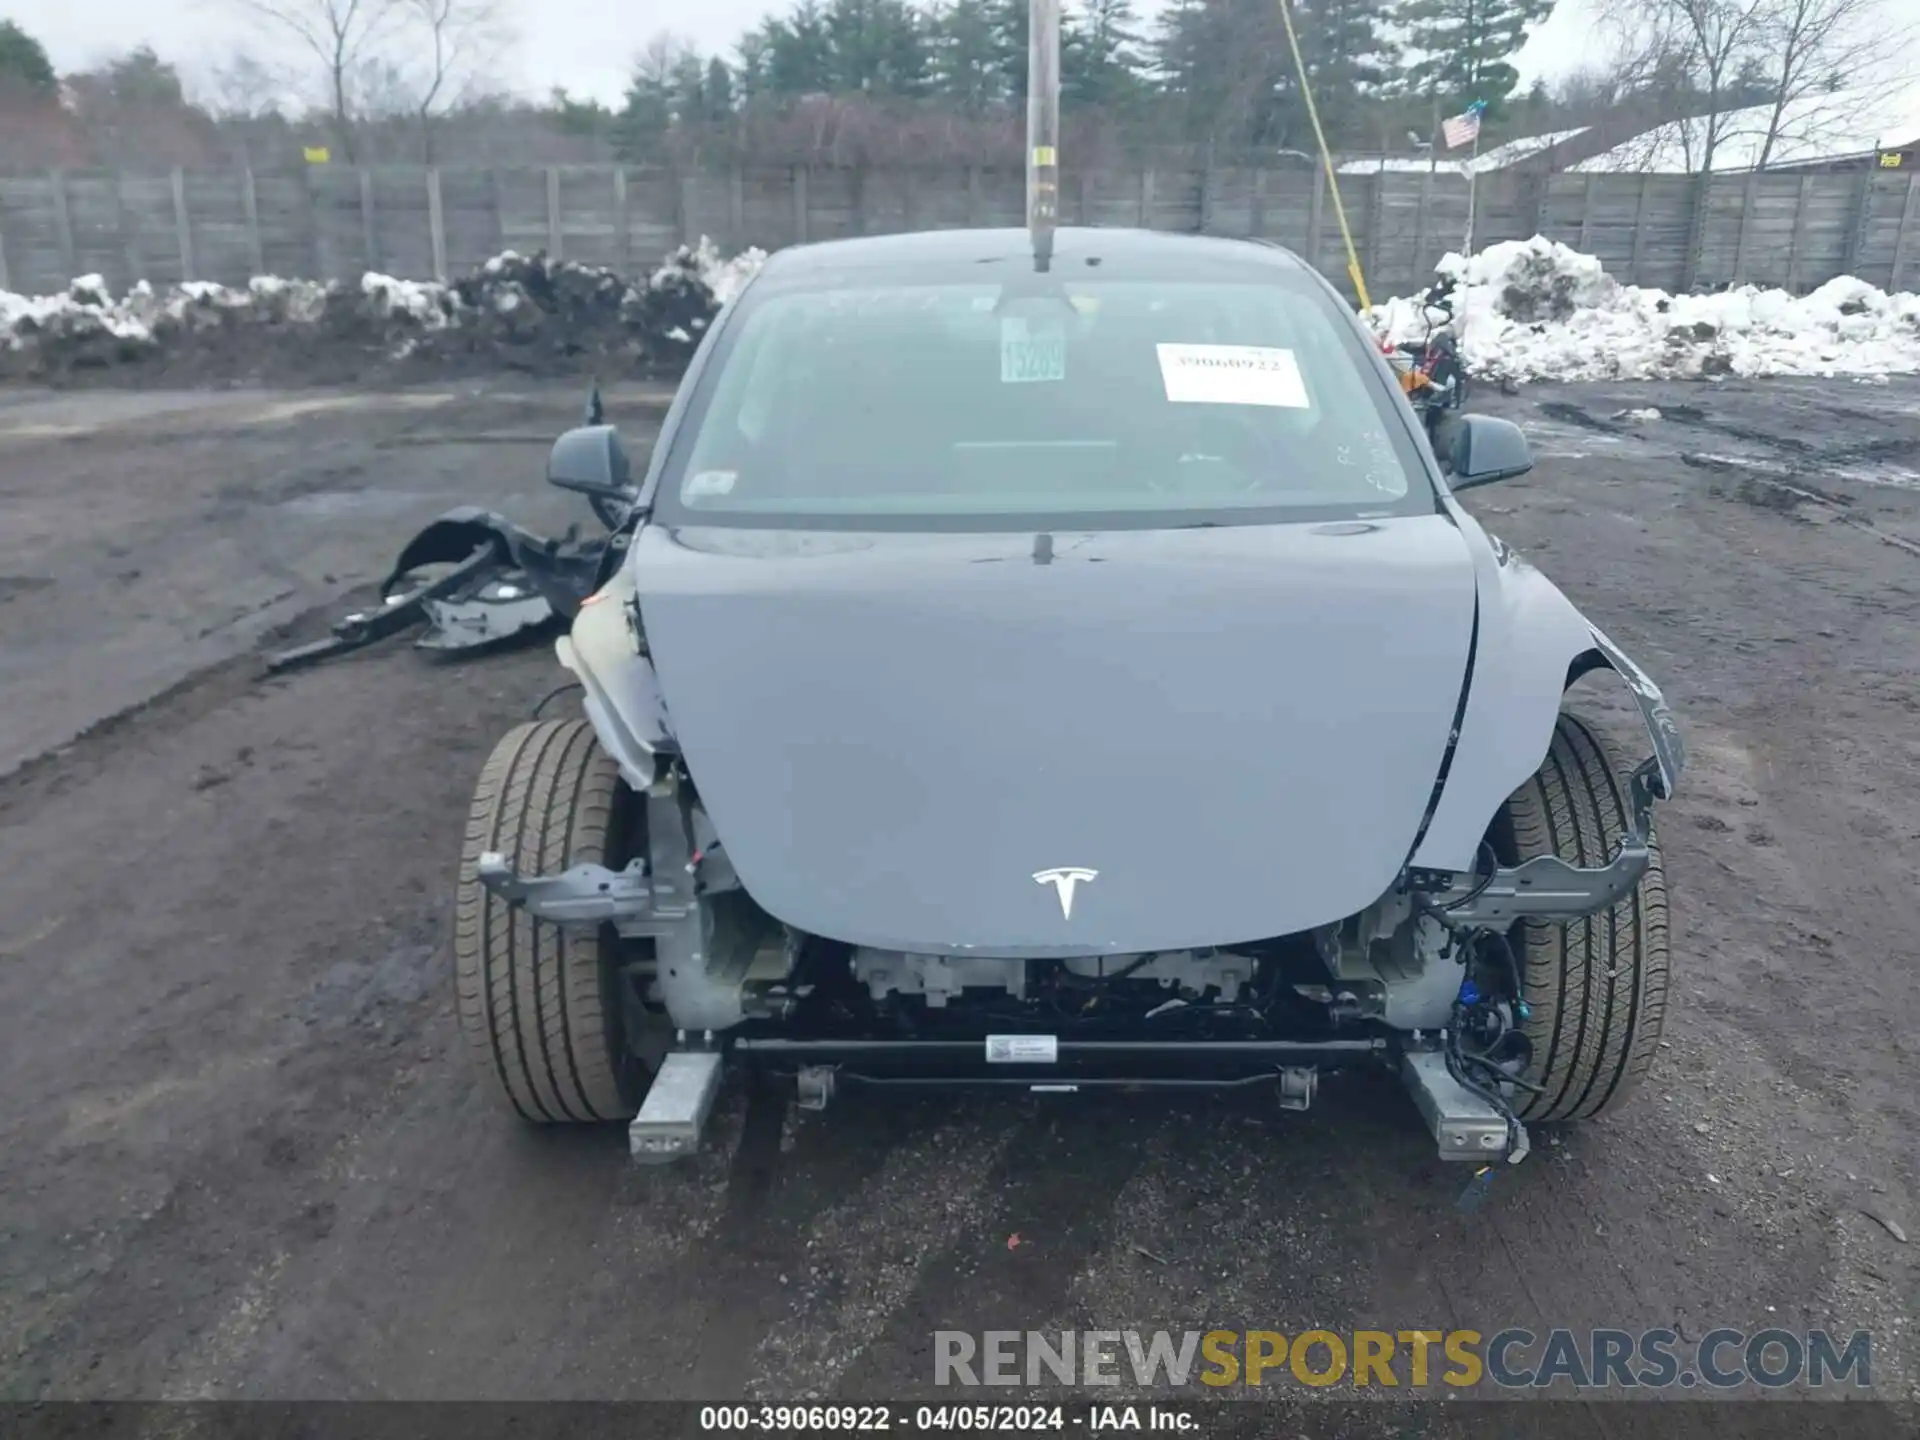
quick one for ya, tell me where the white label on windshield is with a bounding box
[1157,344,1310,408]
[684,469,737,499]
[1001,317,1067,384]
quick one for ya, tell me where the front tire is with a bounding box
[454,719,643,1123]
[1497,710,1672,1123]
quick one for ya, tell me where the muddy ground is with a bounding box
[0,374,1915,1416]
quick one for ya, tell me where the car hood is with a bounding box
[630,517,1477,955]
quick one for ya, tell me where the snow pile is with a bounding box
[0,238,767,382]
[684,236,768,307]
[1367,236,1920,383]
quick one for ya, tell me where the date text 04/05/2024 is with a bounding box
[697,1404,1195,1432]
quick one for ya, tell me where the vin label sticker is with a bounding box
[1001,317,1068,384]
[986,1034,1059,1064]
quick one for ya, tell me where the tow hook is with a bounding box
[1276,1067,1317,1111]
[796,1066,836,1111]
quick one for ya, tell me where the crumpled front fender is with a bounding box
[556,563,674,793]
[1410,518,1686,875]
[1574,622,1687,801]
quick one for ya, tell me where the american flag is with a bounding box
[1442,103,1486,150]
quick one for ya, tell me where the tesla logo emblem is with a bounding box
[1033,867,1098,919]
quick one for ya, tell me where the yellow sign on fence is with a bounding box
[304,146,332,165]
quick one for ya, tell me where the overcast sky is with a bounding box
[7,0,1604,110]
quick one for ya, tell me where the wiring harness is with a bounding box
[1414,847,1539,1168]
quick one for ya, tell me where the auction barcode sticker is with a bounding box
[986,1034,1059,1064]
[1157,343,1310,408]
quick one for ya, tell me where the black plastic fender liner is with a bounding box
[380,508,523,593]
[265,539,502,673]
[269,508,623,672]
[380,506,614,623]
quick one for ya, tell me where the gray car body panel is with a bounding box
[1407,500,1685,873]
[629,517,1476,955]
[590,227,1682,949]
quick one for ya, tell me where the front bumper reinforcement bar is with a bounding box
[1416,756,1662,926]
[474,852,653,924]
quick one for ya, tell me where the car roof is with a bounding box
[755,227,1317,284]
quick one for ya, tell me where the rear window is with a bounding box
[653,267,1434,532]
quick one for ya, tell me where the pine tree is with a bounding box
[702,58,737,121]
[1395,0,1555,117]
[820,0,933,97]
[984,0,1032,107]
[0,18,58,98]
[757,2,836,97]
[929,0,1011,113]
[1063,0,1146,110]
[1151,0,1305,152]
[671,52,709,122]
[734,32,773,103]
[1294,0,1398,144]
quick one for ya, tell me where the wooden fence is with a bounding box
[2,160,1917,301]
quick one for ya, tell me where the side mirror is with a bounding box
[1441,413,1533,490]
[548,424,634,501]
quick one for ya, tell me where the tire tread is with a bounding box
[1503,711,1671,1123]
[453,719,634,1124]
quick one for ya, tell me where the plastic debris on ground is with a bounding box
[1366,236,1920,384]
[0,238,767,381]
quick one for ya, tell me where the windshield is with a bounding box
[653,267,1434,532]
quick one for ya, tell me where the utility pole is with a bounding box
[1027,0,1061,270]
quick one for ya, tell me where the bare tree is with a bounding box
[228,0,404,161]
[352,55,422,120]
[1598,0,1910,172]
[1603,0,1775,171]
[1750,0,1908,167]
[202,49,296,118]
[401,0,509,162]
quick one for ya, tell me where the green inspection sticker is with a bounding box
[1000,317,1067,384]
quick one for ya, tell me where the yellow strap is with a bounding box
[1279,0,1372,312]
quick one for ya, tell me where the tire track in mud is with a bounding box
[1523,394,1920,557]
[1679,454,1920,557]
[732,1102,1024,1400]
[821,1079,1459,1400]
[0,633,552,1399]
[0,383,634,786]
[0,591,356,805]
[817,1102,1161,1399]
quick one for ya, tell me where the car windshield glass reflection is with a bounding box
[657,274,1435,532]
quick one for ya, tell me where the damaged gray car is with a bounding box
[454,226,1684,1173]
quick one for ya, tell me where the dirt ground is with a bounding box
[0,373,1915,1412]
